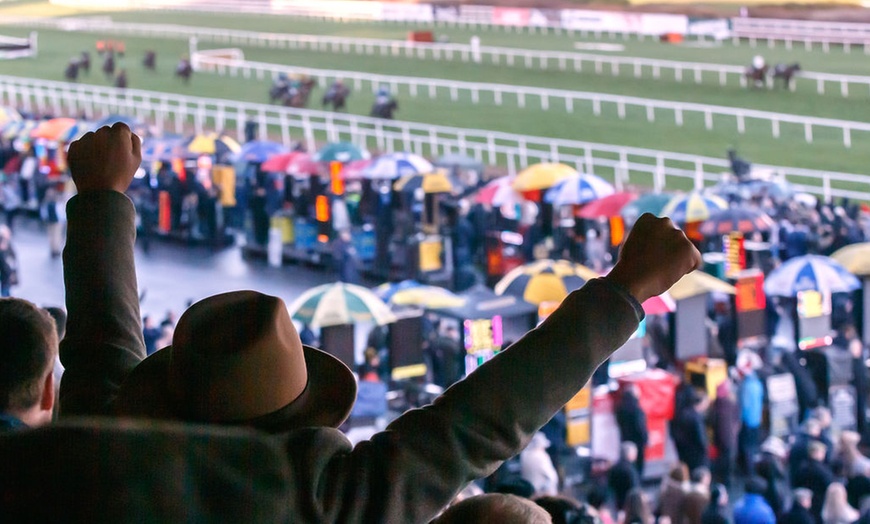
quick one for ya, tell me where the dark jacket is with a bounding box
[674,406,710,471]
[41,191,646,522]
[616,392,648,448]
[795,460,835,522]
[711,395,740,453]
[608,458,641,511]
[733,493,776,524]
[755,452,788,516]
[777,504,815,524]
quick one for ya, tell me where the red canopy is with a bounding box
[576,192,638,219]
[261,152,319,175]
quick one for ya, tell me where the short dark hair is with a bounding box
[0,299,58,412]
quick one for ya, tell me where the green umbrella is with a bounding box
[620,193,673,225]
[313,142,370,163]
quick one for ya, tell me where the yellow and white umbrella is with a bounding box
[512,163,578,193]
[495,259,599,304]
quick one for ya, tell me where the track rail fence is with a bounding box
[0,75,865,202]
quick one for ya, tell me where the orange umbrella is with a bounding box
[30,118,78,141]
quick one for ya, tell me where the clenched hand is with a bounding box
[68,122,141,194]
[606,213,702,304]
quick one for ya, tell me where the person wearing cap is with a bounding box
[45,123,701,522]
[779,488,815,524]
[756,436,790,517]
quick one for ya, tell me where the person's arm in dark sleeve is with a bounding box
[58,124,145,416]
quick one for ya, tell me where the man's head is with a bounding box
[620,441,638,463]
[811,406,832,429]
[804,417,822,438]
[434,494,552,524]
[808,440,827,462]
[793,488,813,509]
[691,467,712,487]
[0,298,58,427]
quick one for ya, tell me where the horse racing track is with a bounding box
[1,4,869,179]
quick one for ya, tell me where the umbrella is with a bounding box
[661,191,728,224]
[621,193,673,224]
[495,259,599,304]
[711,178,793,203]
[831,243,870,276]
[340,159,373,180]
[475,176,522,207]
[390,286,466,309]
[141,135,184,162]
[1,119,36,141]
[544,173,615,207]
[286,282,397,328]
[764,255,861,297]
[261,152,319,175]
[233,140,289,164]
[183,133,242,157]
[434,153,484,172]
[669,270,736,300]
[93,114,142,130]
[576,191,638,219]
[363,152,433,180]
[393,170,458,194]
[0,107,21,126]
[313,142,370,163]
[698,206,776,237]
[643,293,676,315]
[374,279,423,302]
[30,118,78,141]
[512,163,577,193]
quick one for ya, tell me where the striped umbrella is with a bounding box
[513,163,577,193]
[475,176,523,207]
[287,282,397,328]
[494,259,600,305]
[363,152,433,180]
[2,119,37,142]
[764,255,861,297]
[339,158,374,181]
[0,106,21,126]
[544,173,615,207]
[183,133,242,158]
[642,292,677,315]
[30,118,78,141]
[661,192,728,224]
[698,206,776,237]
[393,170,459,195]
[620,192,672,225]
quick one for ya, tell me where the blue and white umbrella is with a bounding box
[363,152,434,180]
[764,254,861,297]
[543,173,615,206]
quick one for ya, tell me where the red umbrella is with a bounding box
[642,293,676,315]
[261,152,319,175]
[340,159,373,181]
[576,192,638,219]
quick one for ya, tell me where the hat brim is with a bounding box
[115,345,357,433]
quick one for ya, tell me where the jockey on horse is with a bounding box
[772,62,801,90]
[322,80,350,111]
[370,85,398,119]
[745,55,767,88]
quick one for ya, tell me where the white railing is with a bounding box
[0,74,865,202]
[0,32,36,60]
[190,46,870,149]
[5,18,869,97]
[732,17,870,46]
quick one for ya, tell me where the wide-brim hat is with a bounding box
[115,291,357,433]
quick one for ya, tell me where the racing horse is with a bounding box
[370,97,398,119]
[277,78,317,108]
[78,51,91,75]
[744,64,768,88]
[175,57,193,84]
[322,80,350,111]
[143,50,157,71]
[64,58,80,82]
[102,51,116,79]
[771,63,801,91]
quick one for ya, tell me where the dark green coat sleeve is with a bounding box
[58,191,145,416]
[283,279,642,523]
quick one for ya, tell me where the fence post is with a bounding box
[772,119,780,138]
[487,132,496,165]
[654,154,665,192]
[694,159,704,190]
[804,123,813,143]
[843,127,851,148]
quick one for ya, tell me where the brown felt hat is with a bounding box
[115,291,357,432]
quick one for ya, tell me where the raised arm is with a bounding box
[59,123,144,416]
[293,215,701,523]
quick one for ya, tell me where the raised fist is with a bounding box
[606,213,702,303]
[68,122,141,194]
